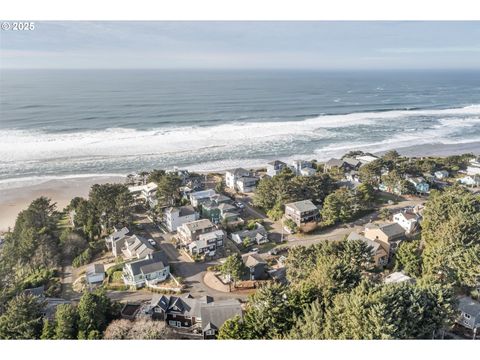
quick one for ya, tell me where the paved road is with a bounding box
[136,213,249,300]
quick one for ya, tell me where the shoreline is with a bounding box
[1,141,479,233]
[0,175,125,233]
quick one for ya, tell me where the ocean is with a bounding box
[1,69,480,189]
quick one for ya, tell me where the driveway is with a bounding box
[135,213,249,300]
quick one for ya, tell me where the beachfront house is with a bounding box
[323,158,347,173]
[122,251,170,289]
[393,210,419,234]
[266,160,288,177]
[177,219,217,245]
[164,205,199,232]
[189,189,217,208]
[456,296,480,331]
[121,234,155,259]
[235,176,258,193]
[284,199,320,227]
[105,227,131,257]
[291,160,315,176]
[128,182,158,208]
[188,229,226,256]
[230,222,269,246]
[467,156,480,175]
[225,168,258,193]
[342,157,362,170]
[347,232,389,267]
[364,223,406,256]
[356,154,379,165]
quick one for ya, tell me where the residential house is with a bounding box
[105,227,130,257]
[128,182,158,208]
[407,176,430,194]
[225,168,251,189]
[122,251,170,289]
[86,263,105,284]
[466,156,480,176]
[393,211,420,234]
[343,157,362,170]
[299,167,316,177]
[189,189,217,208]
[323,158,346,173]
[166,166,190,183]
[347,232,388,267]
[242,253,268,280]
[364,222,406,256]
[291,159,315,176]
[456,296,480,331]
[150,294,242,338]
[23,286,71,321]
[345,170,361,183]
[434,170,449,179]
[121,234,155,259]
[356,154,379,165]
[384,271,414,284]
[235,176,258,193]
[188,229,226,256]
[284,199,320,227]
[177,219,217,245]
[231,223,269,246]
[164,206,199,232]
[266,160,288,177]
[200,300,243,339]
[151,294,214,328]
[458,175,480,187]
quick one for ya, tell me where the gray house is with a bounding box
[122,251,170,289]
[457,296,480,330]
[242,253,267,280]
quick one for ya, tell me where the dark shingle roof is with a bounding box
[200,299,242,332]
[128,251,169,276]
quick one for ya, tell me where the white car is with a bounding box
[251,248,259,253]
[148,239,157,247]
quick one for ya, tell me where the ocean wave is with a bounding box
[1,104,479,182]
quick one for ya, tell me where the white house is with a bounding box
[356,154,379,165]
[105,227,130,257]
[122,252,170,289]
[128,182,158,207]
[434,170,449,179]
[466,156,480,175]
[189,189,217,207]
[458,175,480,187]
[266,160,288,177]
[225,168,257,192]
[235,176,258,193]
[291,160,314,176]
[86,264,105,284]
[164,206,199,232]
[393,211,419,233]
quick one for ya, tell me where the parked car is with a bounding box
[251,248,259,253]
[148,239,157,247]
[234,202,245,209]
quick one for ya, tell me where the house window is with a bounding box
[206,329,215,336]
[464,313,471,319]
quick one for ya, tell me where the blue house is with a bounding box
[407,177,429,194]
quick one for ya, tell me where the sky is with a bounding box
[1,21,480,70]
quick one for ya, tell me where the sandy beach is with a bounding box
[1,141,479,233]
[0,175,125,233]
